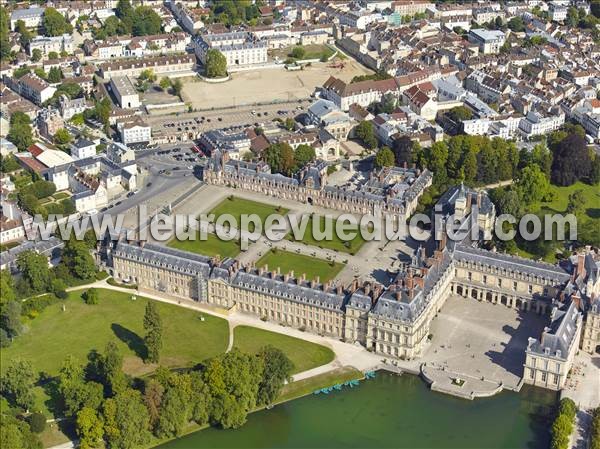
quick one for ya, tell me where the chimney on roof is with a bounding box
[302,273,306,282]
[315,276,320,284]
[337,285,343,295]
[577,253,586,279]
[477,190,482,208]
[395,291,401,301]
[352,278,358,292]
[406,272,414,290]
[277,266,281,275]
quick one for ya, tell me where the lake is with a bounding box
[157,372,557,449]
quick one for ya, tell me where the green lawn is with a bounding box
[233,325,335,374]
[1,289,229,378]
[271,44,335,61]
[52,192,70,200]
[533,181,600,218]
[515,181,600,262]
[168,232,241,259]
[286,215,367,254]
[276,367,363,403]
[209,196,288,231]
[256,249,345,283]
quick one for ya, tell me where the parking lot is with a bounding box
[146,99,311,142]
[424,295,548,390]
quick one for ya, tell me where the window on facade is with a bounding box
[541,372,546,382]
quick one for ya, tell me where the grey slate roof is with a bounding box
[454,245,570,283]
[527,299,580,360]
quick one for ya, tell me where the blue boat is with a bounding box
[333,384,342,390]
[313,390,321,395]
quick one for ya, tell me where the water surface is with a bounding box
[158,373,556,449]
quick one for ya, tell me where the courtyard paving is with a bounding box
[422,295,548,390]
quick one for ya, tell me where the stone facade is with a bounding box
[202,151,433,221]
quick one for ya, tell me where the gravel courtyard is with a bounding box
[181,59,372,109]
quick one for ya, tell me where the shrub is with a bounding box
[590,407,600,449]
[558,398,577,420]
[29,412,46,433]
[82,288,99,305]
[21,294,59,317]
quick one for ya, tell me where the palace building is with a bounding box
[102,185,599,392]
[202,151,433,221]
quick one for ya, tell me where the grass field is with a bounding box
[276,367,363,403]
[209,196,288,231]
[168,232,241,259]
[516,181,600,262]
[286,215,367,254]
[0,289,229,377]
[533,182,600,218]
[233,325,335,374]
[256,249,345,283]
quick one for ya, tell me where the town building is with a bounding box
[28,34,74,57]
[468,29,506,55]
[109,76,140,109]
[97,54,196,80]
[193,32,268,71]
[117,117,152,146]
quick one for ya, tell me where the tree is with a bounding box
[392,135,415,166]
[83,288,99,305]
[138,69,156,82]
[143,379,164,431]
[159,77,171,91]
[0,414,41,449]
[15,20,33,48]
[94,97,112,131]
[7,120,33,151]
[490,186,522,217]
[0,6,10,61]
[132,6,162,36]
[592,1,600,18]
[262,142,294,175]
[205,49,228,78]
[155,383,188,438]
[101,341,127,397]
[284,117,295,131]
[355,121,377,150]
[551,132,591,186]
[30,49,42,62]
[517,164,550,205]
[143,301,162,364]
[47,67,63,83]
[16,251,51,293]
[171,78,183,97]
[47,51,59,60]
[102,389,151,449]
[1,359,36,410]
[70,113,84,126]
[54,128,72,145]
[375,146,395,168]
[567,190,586,215]
[294,144,316,170]
[43,8,72,37]
[202,349,263,429]
[566,7,580,27]
[28,412,46,434]
[507,16,525,32]
[256,346,293,405]
[76,407,104,449]
[0,270,15,304]
[0,300,23,340]
[61,238,96,280]
[291,46,306,59]
[58,356,104,419]
[371,93,397,115]
[447,106,473,123]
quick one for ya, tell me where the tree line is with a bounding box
[1,337,294,449]
[0,232,98,348]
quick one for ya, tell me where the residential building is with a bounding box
[117,117,152,146]
[70,138,97,160]
[97,54,196,80]
[468,29,506,55]
[28,34,74,57]
[10,7,45,30]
